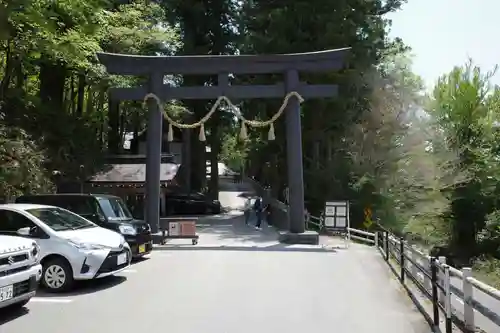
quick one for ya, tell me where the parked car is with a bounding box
[0,235,42,309]
[16,194,152,258]
[0,204,131,292]
[165,192,221,215]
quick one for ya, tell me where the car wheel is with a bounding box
[42,258,74,293]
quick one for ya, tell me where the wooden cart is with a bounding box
[159,218,199,245]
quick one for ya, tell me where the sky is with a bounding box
[387,0,500,91]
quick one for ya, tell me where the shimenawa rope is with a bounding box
[143,91,304,141]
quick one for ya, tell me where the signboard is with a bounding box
[169,222,180,236]
[323,200,349,232]
[324,216,335,227]
[363,207,373,228]
[325,206,335,216]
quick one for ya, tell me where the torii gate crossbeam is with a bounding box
[97,47,349,245]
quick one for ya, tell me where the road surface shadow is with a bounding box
[36,275,126,297]
[155,243,338,253]
[131,256,150,263]
[131,256,152,267]
[0,306,29,326]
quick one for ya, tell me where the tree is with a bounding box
[0,0,179,193]
[238,0,410,219]
[426,60,500,261]
[0,124,53,198]
[161,0,239,196]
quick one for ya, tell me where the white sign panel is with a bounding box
[169,222,180,236]
[336,206,347,216]
[324,217,335,227]
[335,217,347,228]
[325,206,336,216]
[326,201,346,207]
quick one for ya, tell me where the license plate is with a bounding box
[117,253,127,265]
[138,244,146,253]
[0,285,13,303]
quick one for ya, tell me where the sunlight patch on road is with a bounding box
[30,298,73,303]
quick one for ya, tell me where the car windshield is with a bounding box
[27,207,96,231]
[97,197,133,221]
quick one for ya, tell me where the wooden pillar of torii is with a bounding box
[97,48,349,244]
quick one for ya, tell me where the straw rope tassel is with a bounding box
[268,123,275,141]
[198,123,206,141]
[167,123,174,142]
[239,121,248,140]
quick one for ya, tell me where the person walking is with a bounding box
[265,202,272,226]
[243,197,252,225]
[254,197,263,230]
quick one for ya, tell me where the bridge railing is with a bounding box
[376,229,500,333]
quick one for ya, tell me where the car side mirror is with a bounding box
[92,214,105,222]
[17,227,32,236]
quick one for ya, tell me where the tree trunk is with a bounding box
[76,73,85,116]
[0,41,13,100]
[70,75,76,114]
[39,58,66,113]
[107,97,120,153]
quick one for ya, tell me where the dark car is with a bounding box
[15,194,152,258]
[166,192,221,215]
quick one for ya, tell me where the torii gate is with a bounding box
[97,48,349,244]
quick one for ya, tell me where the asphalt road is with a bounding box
[0,182,431,332]
[1,228,431,332]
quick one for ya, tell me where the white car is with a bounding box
[0,204,132,293]
[0,235,42,309]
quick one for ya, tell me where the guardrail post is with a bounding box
[462,267,475,331]
[410,248,418,278]
[384,231,389,261]
[374,231,378,248]
[438,256,446,304]
[400,237,405,283]
[424,256,432,292]
[444,265,452,333]
[431,257,440,328]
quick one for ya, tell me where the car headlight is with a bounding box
[30,242,40,262]
[69,240,106,250]
[118,224,137,236]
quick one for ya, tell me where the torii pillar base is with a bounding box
[279,230,319,245]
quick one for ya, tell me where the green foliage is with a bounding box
[425,61,500,261]
[219,132,249,171]
[0,123,53,197]
[0,0,180,196]
[239,0,410,214]
[473,256,500,288]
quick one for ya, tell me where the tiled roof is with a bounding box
[88,163,179,183]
